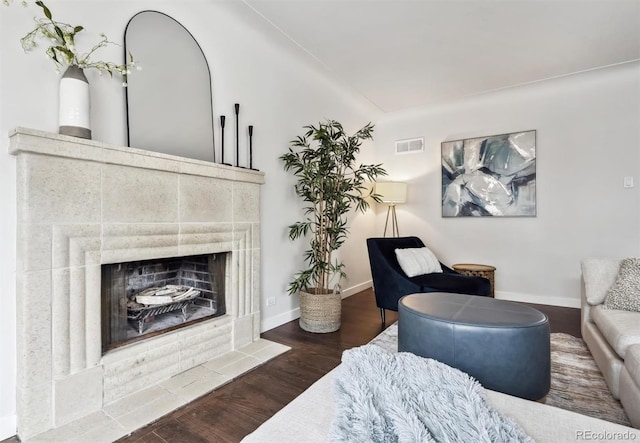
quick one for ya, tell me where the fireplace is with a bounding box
[102,253,228,351]
[10,128,276,441]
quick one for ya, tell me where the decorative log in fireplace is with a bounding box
[102,253,227,351]
[127,285,201,334]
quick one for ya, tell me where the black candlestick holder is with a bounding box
[248,125,258,171]
[220,115,230,166]
[235,104,241,168]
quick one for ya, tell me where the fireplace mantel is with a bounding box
[10,128,277,441]
[9,127,265,185]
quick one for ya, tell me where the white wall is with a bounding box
[374,62,640,308]
[0,0,380,438]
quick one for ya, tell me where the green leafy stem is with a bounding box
[5,1,138,84]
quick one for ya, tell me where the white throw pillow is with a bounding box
[395,247,443,277]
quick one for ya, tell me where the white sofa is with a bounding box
[581,258,640,427]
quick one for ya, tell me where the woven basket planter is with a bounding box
[299,289,341,333]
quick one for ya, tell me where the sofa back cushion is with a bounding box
[581,258,623,306]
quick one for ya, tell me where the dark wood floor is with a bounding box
[117,289,580,443]
[2,289,580,442]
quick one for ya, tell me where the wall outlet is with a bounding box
[266,296,276,307]
[624,176,634,188]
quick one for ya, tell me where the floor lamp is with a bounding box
[375,182,407,237]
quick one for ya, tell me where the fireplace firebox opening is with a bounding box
[102,253,227,352]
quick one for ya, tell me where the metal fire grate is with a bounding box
[127,285,200,334]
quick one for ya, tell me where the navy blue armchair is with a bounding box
[366,236,491,323]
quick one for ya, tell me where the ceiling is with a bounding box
[242,0,640,112]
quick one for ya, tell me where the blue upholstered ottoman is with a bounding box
[398,292,550,401]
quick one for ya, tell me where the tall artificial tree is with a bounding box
[281,120,386,295]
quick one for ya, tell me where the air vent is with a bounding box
[395,137,424,155]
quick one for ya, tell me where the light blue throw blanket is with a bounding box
[331,345,534,443]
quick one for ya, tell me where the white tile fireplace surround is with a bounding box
[9,128,288,441]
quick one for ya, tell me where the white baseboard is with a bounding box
[496,291,581,309]
[260,307,300,333]
[0,415,16,441]
[340,280,372,299]
[260,281,373,333]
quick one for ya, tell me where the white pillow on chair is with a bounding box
[395,247,443,277]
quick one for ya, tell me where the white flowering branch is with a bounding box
[5,0,138,86]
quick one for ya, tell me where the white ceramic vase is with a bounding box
[58,65,91,139]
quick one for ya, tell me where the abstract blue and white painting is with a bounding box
[441,130,536,217]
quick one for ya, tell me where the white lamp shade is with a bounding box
[375,182,407,204]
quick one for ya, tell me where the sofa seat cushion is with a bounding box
[625,344,640,385]
[592,305,640,359]
[409,272,491,295]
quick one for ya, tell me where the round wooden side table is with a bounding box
[452,263,496,297]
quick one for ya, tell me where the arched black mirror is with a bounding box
[125,11,215,162]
